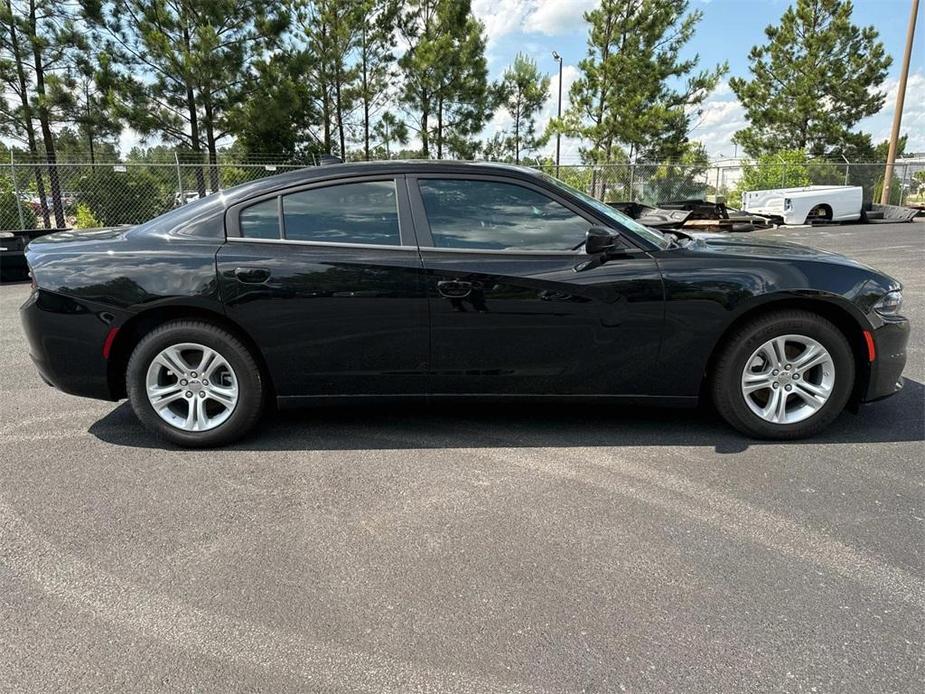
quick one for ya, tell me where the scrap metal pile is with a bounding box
[610,199,782,233]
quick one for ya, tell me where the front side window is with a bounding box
[282,180,400,245]
[418,179,591,251]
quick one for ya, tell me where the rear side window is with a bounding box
[237,180,401,245]
[418,179,590,251]
[239,198,280,239]
[283,180,400,245]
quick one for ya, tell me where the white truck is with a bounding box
[742,185,863,225]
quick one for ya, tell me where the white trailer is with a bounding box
[742,185,863,225]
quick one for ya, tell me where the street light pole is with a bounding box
[881,0,919,205]
[552,51,563,177]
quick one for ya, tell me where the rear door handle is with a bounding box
[437,280,472,298]
[233,267,271,284]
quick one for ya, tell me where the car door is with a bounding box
[217,175,429,401]
[407,174,665,397]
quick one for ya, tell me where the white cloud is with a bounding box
[472,0,532,42]
[472,0,594,43]
[524,0,596,36]
[687,83,747,158]
[861,71,925,152]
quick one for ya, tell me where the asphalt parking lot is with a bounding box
[1,222,922,693]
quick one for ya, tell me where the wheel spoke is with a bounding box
[743,374,774,394]
[198,348,220,378]
[207,386,236,408]
[770,337,788,369]
[156,346,189,376]
[793,345,828,372]
[149,386,185,409]
[794,385,824,410]
[773,389,790,422]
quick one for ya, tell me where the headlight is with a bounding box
[873,290,903,316]
[783,198,792,211]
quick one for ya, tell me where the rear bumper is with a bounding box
[19,289,118,401]
[861,317,910,402]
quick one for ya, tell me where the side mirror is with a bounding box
[584,226,621,255]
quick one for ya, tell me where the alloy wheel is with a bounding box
[145,342,239,432]
[741,334,835,425]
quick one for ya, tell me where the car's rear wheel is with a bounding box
[711,310,855,439]
[126,320,264,447]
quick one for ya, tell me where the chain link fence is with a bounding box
[0,154,312,232]
[538,159,923,208]
[2,154,923,232]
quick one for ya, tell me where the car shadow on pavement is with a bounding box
[88,378,925,454]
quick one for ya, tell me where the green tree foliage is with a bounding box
[732,150,812,204]
[76,167,171,225]
[85,0,287,193]
[644,142,710,203]
[293,0,362,157]
[1,0,87,228]
[54,126,119,161]
[399,0,490,158]
[730,0,891,157]
[356,0,400,160]
[494,53,549,164]
[228,51,322,159]
[0,173,36,230]
[554,0,726,178]
[73,200,102,228]
[372,112,409,158]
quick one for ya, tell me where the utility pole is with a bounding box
[881,0,919,205]
[552,51,563,177]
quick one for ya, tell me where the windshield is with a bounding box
[536,171,671,250]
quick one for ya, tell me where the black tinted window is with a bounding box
[283,181,400,245]
[419,179,589,250]
[240,198,280,239]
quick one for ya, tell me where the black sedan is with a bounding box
[20,161,909,447]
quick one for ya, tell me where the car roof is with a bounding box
[220,159,549,205]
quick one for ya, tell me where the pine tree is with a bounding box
[554,0,725,179]
[356,0,399,160]
[63,51,120,164]
[84,1,286,194]
[372,112,408,159]
[399,0,490,159]
[295,0,363,158]
[0,0,85,227]
[227,50,323,160]
[495,53,550,164]
[730,0,891,157]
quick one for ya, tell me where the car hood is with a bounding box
[684,232,879,272]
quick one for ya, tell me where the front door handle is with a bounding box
[437,280,472,298]
[234,267,271,284]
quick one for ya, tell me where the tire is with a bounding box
[126,320,265,447]
[711,310,855,440]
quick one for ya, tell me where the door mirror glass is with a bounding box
[584,226,621,255]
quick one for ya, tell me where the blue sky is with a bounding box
[473,0,924,162]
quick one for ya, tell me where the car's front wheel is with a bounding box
[126,320,265,447]
[711,310,855,439]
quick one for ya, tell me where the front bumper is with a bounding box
[861,316,910,402]
[19,289,118,401]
